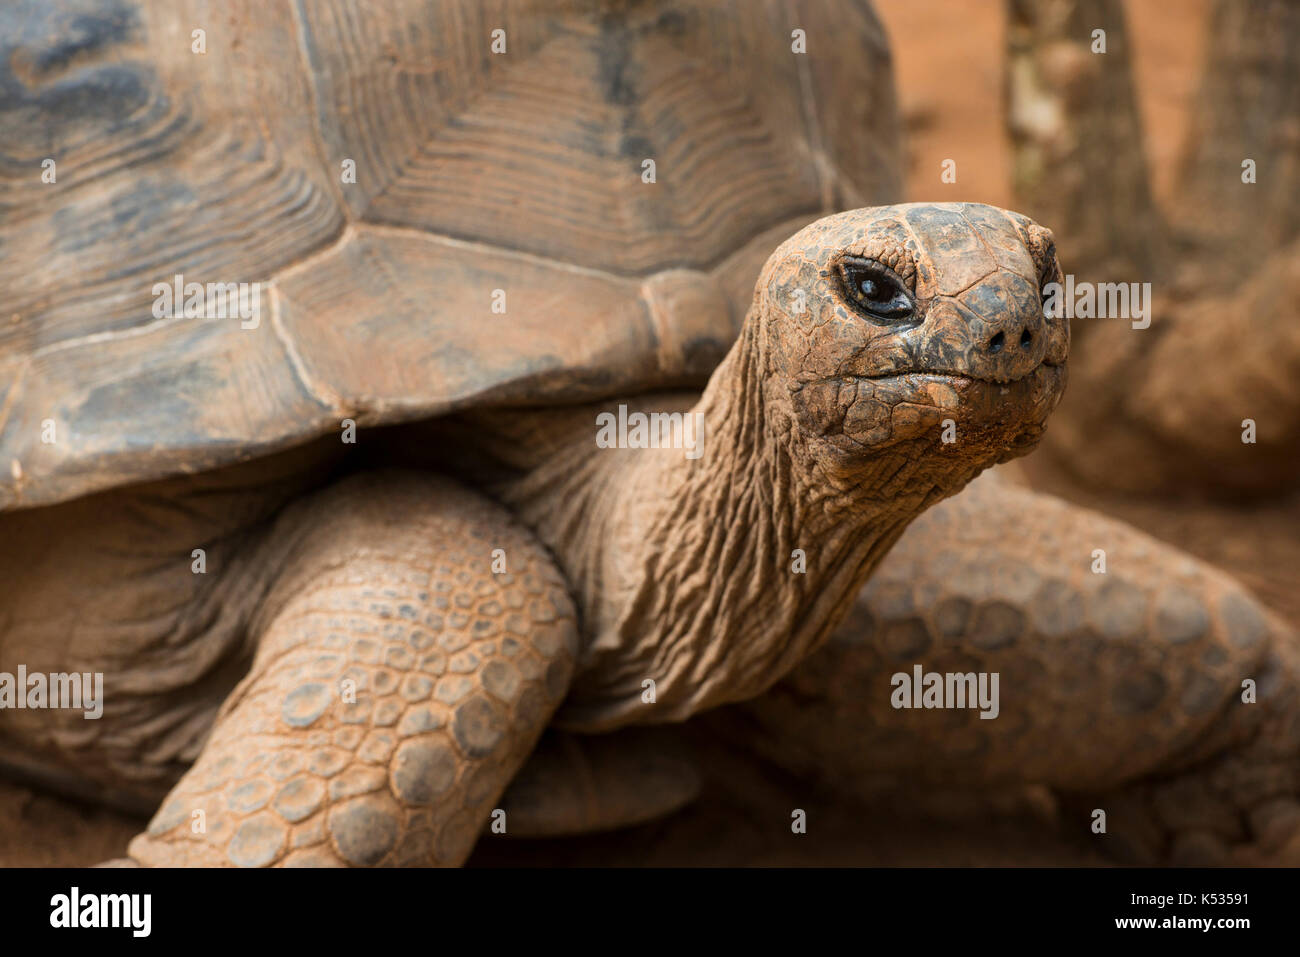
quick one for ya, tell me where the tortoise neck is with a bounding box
[547,322,920,732]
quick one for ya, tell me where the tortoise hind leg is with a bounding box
[495,727,701,839]
[127,472,578,867]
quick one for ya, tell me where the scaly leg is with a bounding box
[722,471,1300,863]
[127,472,578,866]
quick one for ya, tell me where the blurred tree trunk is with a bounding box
[1006,0,1300,496]
[1174,0,1300,263]
[1006,0,1165,284]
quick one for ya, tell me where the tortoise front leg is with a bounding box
[727,470,1300,863]
[1063,649,1300,866]
[127,473,577,867]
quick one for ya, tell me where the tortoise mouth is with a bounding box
[855,357,1065,388]
[839,361,1066,437]
[805,358,1065,401]
[791,361,1065,461]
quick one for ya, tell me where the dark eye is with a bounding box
[837,258,915,323]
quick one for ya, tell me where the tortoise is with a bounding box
[0,0,1289,869]
[0,0,1068,867]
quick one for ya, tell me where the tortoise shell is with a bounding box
[0,0,901,510]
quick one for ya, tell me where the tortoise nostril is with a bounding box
[987,331,1005,354]
[1019,327,1033,349]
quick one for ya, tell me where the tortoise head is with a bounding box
[752,202,1068,496]
[547,204,1069,730]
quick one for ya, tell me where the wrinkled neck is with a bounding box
[518,325,930,732]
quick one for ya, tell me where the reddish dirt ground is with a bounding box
[8,1,1287,868]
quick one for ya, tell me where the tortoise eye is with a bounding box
[837,257,915,323]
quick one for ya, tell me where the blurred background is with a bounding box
[4,0,1297,866]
